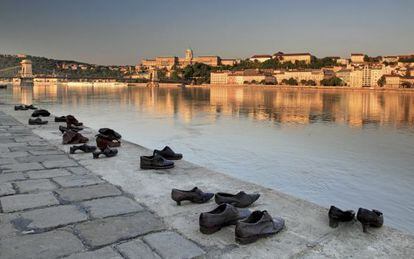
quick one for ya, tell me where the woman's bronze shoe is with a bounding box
[328,206,355,228]
[357,208,383,233]
[171,187,214,205]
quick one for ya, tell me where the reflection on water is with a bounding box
[3,84,414,234]
[13,84,414,129]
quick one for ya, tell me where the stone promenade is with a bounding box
[1,103,414,259]
[0,110,204,259]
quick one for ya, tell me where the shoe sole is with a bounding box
[200,220,238,235]
[236,232,276,244]
[140,164,174,170]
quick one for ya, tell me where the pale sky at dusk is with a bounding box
[0,0,413,65]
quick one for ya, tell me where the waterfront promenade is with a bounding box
[1,104,414,258]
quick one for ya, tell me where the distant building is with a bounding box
[274,69,324,84]
[384,75,400,88]
[210,71,229,84]
[382,56,399,63]
[350,69,363,87]
[249,55,272,63]
[221,59,238,66]
[273,52,312,64]
[336,58,349,65]
[351,53,365,63]
[348,65,387,87]
[140,49,232,70]
[211,70,275,85]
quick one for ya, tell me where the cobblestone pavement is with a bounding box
[0,111,205,259]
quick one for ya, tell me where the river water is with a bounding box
[2,84,414,234]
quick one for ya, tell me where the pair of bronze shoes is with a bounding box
[328,206,383,233]
[93,128,122,159]
[140,146,182,170]
[15,104,37,110]
[171,188,259,208]
[199,204,285,244]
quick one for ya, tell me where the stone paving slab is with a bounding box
[15,154,70,163]
[56,183,122,202]
[0,172,26,183]
[81,196,144,218]
[74,212,165,248]
[67,166,91,175]
[63,246,123,259]
[26,168,72,179]
[42,159,79,168]
[0,229,84,259]
[0,151,29,158]
[0,191,59,212]
[14,179,57,193]
[11,204,88,230]
[116,239,162,259]
[53,174,105,187]
[0,161,44,173]
[0,182,15,196]
[143,231,206,259]
[28,149,65,155]
[0,157,15,165]
[9,145,58,152]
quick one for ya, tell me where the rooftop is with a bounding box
[250,55,272,58]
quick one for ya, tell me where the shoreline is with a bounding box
[128,82,414,92]
[2,103,414,258]
[2,81,414,93]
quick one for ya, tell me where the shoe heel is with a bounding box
[236,235,258,245]
[362,223,368,233]
[93,152,99,159]
[200,225,221,234]
[329,218,339,228]
[176,200,181,206]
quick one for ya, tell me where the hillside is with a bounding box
[0,54,127,78]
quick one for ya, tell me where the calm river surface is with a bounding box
[2,84,414,234]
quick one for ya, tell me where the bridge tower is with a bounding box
[20,59,34,86]
[21,59,33,78]
[146,69,160,88]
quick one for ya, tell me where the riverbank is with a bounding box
[1,104,413,258]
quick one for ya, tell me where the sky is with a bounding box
[0,0,413,65]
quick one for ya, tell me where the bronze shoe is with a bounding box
[171,187,214,205]
[215,191,260,208]
[199,203,251,234]
[357,208,383,233]
[235,210,285,244]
